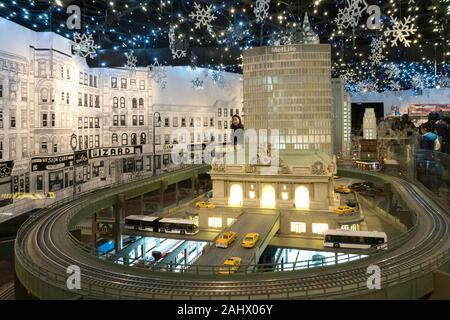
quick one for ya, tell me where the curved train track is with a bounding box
[15,170,450,299]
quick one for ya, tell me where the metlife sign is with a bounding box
[88,146,143,159]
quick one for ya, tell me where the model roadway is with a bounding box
[14,167,450,299]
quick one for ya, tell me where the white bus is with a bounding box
[323,230,387,250]
[158,218,199,235]
[124,215,159,232]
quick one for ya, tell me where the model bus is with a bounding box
[158,218,199,235]
[323,230,387,250]
[124,215,199,235]
[124,215,159,232]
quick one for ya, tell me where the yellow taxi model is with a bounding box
[333,175,341,180]
[218,257,242,275]
[334,185,352,194]
[241,233,260,248]
[334,205,355,215]
[215,231,237,248]
[195,201,215,209]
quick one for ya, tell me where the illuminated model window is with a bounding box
[295,186,310,209]
[229,184,243,207]
[227,218,237,227]
[281,185,289,200]
[291,222,306,234]
[249,184,256,199]
[261,185,276,208]
[208,217,222,229]
[312,223,329,235]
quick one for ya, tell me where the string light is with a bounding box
[0,0,447,80]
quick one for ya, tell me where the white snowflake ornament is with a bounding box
[125,50,137,75]
[436,74,450,88]
[390,81,401,92]
[411,74,425,90]
[385,16,417,47]
[385,64,401,79]
[334,0,368,29]
[192,77,204,90]
[189,2,217,30]
[169,25,188,60]
[254,0,271,24]
[72,32,98,58]
[369,37,385,65]
[149,60,167,89]
[211,69,225,88]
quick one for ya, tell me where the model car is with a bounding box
[334,185,352,194]
[215,231,238,248]
[334,205,355,215]
[241,233,260,248]
[345,199,358,207]
[195,201,215,209]
[218,257,242,275]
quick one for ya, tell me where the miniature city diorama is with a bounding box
[0,1,450,302]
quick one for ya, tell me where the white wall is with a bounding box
[151,66,243,108]
[351,87,450,117]
[0,18,36,57]
[0,17,72,57]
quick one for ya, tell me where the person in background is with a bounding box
[400,114,416,132]
[230,114,244,148]
[418,123,438,151]
[425,112,440,133]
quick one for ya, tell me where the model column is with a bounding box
[113,194,125,252]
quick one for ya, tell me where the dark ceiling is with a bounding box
[0,0,448,73]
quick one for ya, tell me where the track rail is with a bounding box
[14,169,450,299]
[0,283,14,300]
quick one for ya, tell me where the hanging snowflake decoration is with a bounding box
[389,81,402,92]
[125,50,137,75]
[254,0,271,24]
[72,33,98,58]
[268,32,285,46]
[334,0,368,29]
[411,74,425,90]
[269,30,293,46]
[356,79,378,93]
[436,74,450,88]
[189,52,198,71]
[189,2,217,30]
[192,77,204,90]
[169,25,188,60]
[385,63,401,79]
[384,16,417,47]
[223,24,247,47]
[210,69,225,88]
[339,68,357,86]
[369,38,385,66]
[149,59,167,89]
